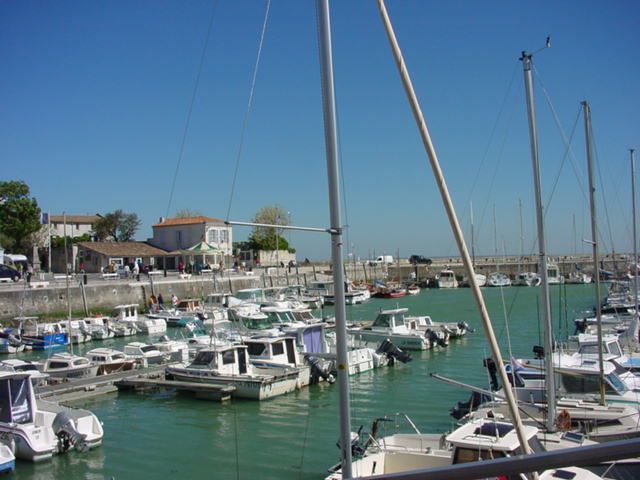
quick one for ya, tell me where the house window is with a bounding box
[207,229,219,244]
[219,229,228,243]
[176,231,182,247]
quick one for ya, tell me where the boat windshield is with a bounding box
[192,351,217,367]
[242,317,273,330]
[236,290,264,301]
[606,373,628,394]
[14,364,38,372]
[140,346,158,353]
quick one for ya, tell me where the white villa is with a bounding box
[149,216,233,258]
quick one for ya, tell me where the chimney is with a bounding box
[159,217,165,223]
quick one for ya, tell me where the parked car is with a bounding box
[0,264,21,281]
[409,255,432,265]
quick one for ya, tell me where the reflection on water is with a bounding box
[10,285,596,479]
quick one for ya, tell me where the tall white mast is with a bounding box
[631,149,638,344]
[377,0,534,457]
[316,1,352,476]
[521,51,557,430]
[582,101,606,405]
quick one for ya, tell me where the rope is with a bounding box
[225,0,272,221]
[165,0,219,217]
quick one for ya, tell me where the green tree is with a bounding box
[0,180,41,253]
[93,209,141,241]
[174,208,203,218]
[248,205,294,252]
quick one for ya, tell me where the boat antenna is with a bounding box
[377,0,534,459]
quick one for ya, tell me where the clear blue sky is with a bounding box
[2,1,639,261]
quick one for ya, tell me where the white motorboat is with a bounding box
[326,416,602,479]
[0,443,14,473]
[487,271,511,287]
[124,342,166,368]
[84,348,136,375]
[0,326,24,354]
[152,336,190,364]
[566,271,592,284]
[436,269,458,289]
[83,316,115,340]
[348,308,445,351]
[60,319,92,344]
[165,344,301,400]
[34,353,99,380]
[109,304,141,337]
[515,271,541,286]
[547,262,565,284]
[0,359,49,386]
[404,314,471,339]
[244,336,311,387]
[0,372,103,462]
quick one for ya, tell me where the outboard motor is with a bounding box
[305,355,335,384]
[457,321,474,334]
[532,345,545,360]
[574,318,588,335]
[483,357,499,391]
[197,311,208,321]
[450,391,492,420]
[0,331,22,348]
[159,334,170,343]
[376,339,412,364]
[52,411,88,453]
[362,417,393,450]
[426,329,448,348]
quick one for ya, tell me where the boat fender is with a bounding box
[556,409,571,431]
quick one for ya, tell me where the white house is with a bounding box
[149,216,233,257]
[49,215,99,238]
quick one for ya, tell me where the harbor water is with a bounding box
[12,284,599,479]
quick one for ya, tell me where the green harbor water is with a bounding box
[12,284,598,479]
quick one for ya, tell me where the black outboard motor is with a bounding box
[450,391,492,420]
[483,357,499,391]
[426,329,448,348]
[305,355,335,384]
[457,321,474,333]
[376,339,412,364]
[532,345,545,360]
[0,331,22,348]
[574,318,588,335]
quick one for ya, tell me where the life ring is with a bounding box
[556,409,571,431]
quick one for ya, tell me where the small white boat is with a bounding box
[515,271,541,286]
[566,271,592,284]
[84,348,136,375]
[348,308,441,351]
[244,336,311,387]
[0,372,103,462]
[109,304,141,337]
[0,359,49,386]
[124,342,166,367]
[152,336,190,364]
[166,344,301,400]
[83,316,115,340]
[34,353,99,380]
[60,319,92,344]
[405,314,471,339]
[487,271,511,287]
[0,326,24,354]
[547,262,565,284]
[0,443,14,473]
[437,269,458,289]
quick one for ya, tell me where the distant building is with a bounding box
[49,215,99,238]
[149,216,233,256]
[75,241,168,273]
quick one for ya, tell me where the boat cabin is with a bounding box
[0,373,35,425]
[37,353,94,373]
[244,337,299,367]
[85,348,127,364]
[369,308,410,333]
[111,304,139,322]
[262,306,298,325]
[189,345,250,376]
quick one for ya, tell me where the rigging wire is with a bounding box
[225,0,272,221]
[445,61,519,258]
[165,0,219,218]
[592,127,617,261]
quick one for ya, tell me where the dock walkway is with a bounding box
[35,365,234,403]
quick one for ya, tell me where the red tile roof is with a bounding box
[152,216,225,228]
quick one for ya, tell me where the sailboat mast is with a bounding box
[521,52,557,430]
[377,0,534,457]
[631,149,639,342]
[470,202,476,267]
[519,198,524,273]
[582,101,606,405]
[316,1,352,476]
